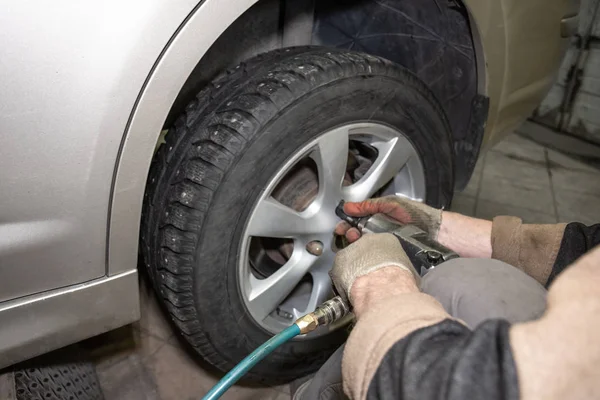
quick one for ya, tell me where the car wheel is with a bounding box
[141,46,454,382]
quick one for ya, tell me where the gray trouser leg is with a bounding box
[421,258,547,327]
[292,345,347,400]
[293,258,547,399]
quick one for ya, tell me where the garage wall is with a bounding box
[533,0,600,144]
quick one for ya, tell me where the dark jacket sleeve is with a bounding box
[367,319,519,400]
[491,217,600,287]
[547,222,600,285]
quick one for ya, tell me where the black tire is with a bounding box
[10,348,103,400]
[141,46,454,382]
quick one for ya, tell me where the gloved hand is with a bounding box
[335,195,442,243]
[330,233,420,304]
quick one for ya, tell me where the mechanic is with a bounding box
[293,195,600,400]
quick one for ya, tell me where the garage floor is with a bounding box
[91,127,600,400]
[90,279,291,400]
[451,127,599,225]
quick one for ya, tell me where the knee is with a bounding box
[421,258,547,326]
[421,258,546,298]
[421,258,489,298]
[422,257,544,294]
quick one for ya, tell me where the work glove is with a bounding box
[330,233,420,304]
[335,195,442,243]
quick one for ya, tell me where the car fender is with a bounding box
[110,0,267,274]
[463,0,573,147]
[0,0,197,301]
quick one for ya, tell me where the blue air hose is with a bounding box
[202,324,301,400]
[201,296,349,400]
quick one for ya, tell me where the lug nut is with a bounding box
[306,240,324,256]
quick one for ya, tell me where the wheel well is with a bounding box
[163,0,486,186]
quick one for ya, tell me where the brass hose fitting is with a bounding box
[294,296,350,335]
[295,313,319,334]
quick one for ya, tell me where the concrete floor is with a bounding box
[452,130,599,224]
[91,128,600,399]
[90,280,290,400]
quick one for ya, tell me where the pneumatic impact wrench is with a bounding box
[304,199,461,328]
[334,200,459,277]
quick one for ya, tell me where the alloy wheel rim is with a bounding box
[238,122,426,336]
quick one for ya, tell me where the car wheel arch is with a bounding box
[109,0,492,273]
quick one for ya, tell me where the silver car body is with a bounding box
[0,0,576,367]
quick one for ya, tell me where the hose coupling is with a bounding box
[293,296,350,335]
[313,296,350,326]
[295,313,319,334]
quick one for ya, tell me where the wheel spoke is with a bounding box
[311,127,349,206]
[246,197,336,238]
[342,136,413,202]
[247,246,315,322]
[293,270,333,318]
[246,198,310,238]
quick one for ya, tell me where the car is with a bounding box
[0,0,579,390]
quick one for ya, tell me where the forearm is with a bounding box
[344,267,454,399]
[366,319,518,400]
[344,268,520,400]
[436,212,600,286]
[437,211,492,258]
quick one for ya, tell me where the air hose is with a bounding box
[202,296,349,400]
